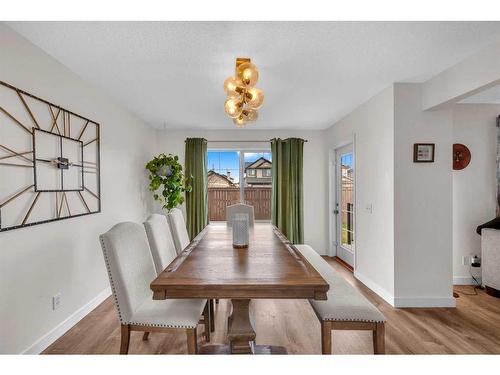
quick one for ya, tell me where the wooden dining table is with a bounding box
[150,223,329,354]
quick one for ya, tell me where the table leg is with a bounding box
[228,299,256,354]
[198,299,287,354]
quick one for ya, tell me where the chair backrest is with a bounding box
[99,222,156,324]
[226,203,255,227]
[143,214,178,275]
[167,208,190,254]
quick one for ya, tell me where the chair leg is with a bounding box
[142,332,150,341]
[373,322,385,354]
[186,327,198,354]
[203,302,211,342]
[120,324,131,354]
[321,321,332,354]
[209,299,215,333]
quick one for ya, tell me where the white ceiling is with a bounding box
[460,84,500,104]
[7,21,500,130]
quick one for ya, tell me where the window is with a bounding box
[207,150,272,221]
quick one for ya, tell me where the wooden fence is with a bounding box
[208,187,272,221]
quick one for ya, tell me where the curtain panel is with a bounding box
[271,138,305,244]
[185,138,208,239]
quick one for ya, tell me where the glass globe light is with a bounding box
[246,88,264,109]
[233,115,246,127]
[245,109,259,122]
[224,98,242,119]
[224,76,244,97]
[237,62,259,87]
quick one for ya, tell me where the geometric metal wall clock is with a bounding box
[0,80,101,232]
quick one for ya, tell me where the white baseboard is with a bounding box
[22,287,111,354]
[453,276,482,285]
[354,271,395,306]
[393,296,456,308]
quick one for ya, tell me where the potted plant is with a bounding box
[145,153,192,212]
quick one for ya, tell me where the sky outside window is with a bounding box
[208,151,240,183]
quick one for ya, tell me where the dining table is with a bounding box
[150,222,329,354]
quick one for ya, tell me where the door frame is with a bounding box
[329,135,357,270]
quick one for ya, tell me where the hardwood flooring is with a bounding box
[42,259,500,354]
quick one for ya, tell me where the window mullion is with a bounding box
[239,151,244,204]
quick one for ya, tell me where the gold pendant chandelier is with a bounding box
[224,57,264,127]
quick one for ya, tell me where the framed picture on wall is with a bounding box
[413,143,435,163]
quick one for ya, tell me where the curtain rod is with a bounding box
[205,139,308,143]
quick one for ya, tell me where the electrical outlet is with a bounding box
[52,293,61,310]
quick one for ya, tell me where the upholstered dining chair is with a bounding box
[99,222,208,354]
[226,203,255,227]
[144,214,214,336]
[143,214,178,275]
[167,208,191,254]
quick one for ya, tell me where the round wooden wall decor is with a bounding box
[453,143,471,170]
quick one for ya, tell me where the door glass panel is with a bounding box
[340,153,354,250]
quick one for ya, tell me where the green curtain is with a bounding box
[271,138,304,244]
[185,138,208,240]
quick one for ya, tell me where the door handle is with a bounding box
[333,209,339,215]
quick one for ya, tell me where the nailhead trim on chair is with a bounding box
[127,322,198,329]
[100,235,201,329]
[99,235,125,324]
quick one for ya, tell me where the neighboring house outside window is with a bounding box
[207,170,237,188]
[244,157,272,187]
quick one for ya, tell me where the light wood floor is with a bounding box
[42,259,500,354]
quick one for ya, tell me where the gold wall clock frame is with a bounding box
[0,80,101,232]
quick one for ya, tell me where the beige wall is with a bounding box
[452,104,499,284]
[0,24,156,353]
[325,86,395,302]
[393,83,454,307]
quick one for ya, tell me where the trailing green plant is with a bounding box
[145,153,192,212]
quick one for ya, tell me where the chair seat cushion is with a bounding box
[128,298,206,329]
[295,245,385,323]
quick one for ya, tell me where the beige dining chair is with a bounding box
[143,214,178,275]
[99,221,208,354]
[226,203,255,227]
[144,214,214,336]
[168,208,191,254]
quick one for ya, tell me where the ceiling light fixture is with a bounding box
[224,58,264,128]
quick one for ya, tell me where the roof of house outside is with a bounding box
[244,157,272,170]
[208,170,236,186]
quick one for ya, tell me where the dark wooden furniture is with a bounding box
[150,223,329,354]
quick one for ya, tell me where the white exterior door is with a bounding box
[335,144,355,267]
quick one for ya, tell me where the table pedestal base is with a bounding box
[199,344,287,355]
[199,298,288,355]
